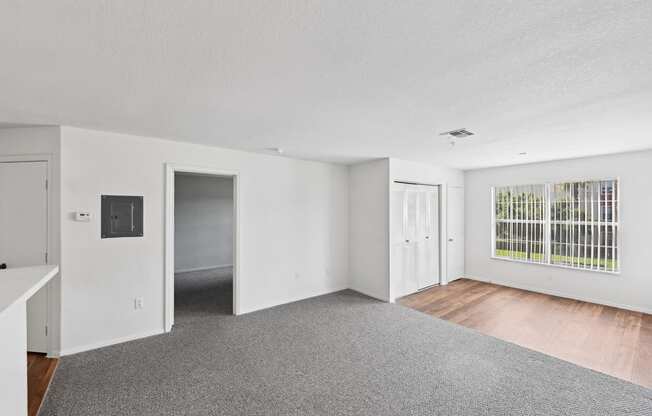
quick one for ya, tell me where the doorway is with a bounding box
[0,160,49,352]
[391,181,442,299]
[164,164,239,332]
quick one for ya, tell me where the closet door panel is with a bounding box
[418,188,440,289]
[391,185,407,297]
[404,189,419,294]
[392,182,442,297]
[427,189,441,287]
[391,184,417,297]
[415,190,429,290]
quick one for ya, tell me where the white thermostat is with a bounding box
[75,212,91,222]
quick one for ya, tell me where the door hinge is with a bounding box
[45,179,48,190]
[45,252,48,263]
[45,325,48,336]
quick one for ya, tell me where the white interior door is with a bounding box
[0,161,49,352]
[447,186,465,283]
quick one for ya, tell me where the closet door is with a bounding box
[414,190,428,289]
[391,182,441,298]
[418,188,440,289]
[391,183,419,298]
[390,184,408,297]
[403,188,420,295]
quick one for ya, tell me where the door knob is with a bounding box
[0,263,7,270]
[405,239,410,243]
[425,236,430,239]
[448,238,454,242]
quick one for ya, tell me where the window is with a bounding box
[494,184,547,264]
[492,179,619,273]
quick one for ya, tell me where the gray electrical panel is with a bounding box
[101,195,144,238]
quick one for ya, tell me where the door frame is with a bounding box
[164,163,240,332]
[0,154,57,356]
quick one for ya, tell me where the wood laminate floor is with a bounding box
[399,278,652,389]
[27,353,58,416]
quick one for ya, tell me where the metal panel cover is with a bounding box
[101,195,144,238]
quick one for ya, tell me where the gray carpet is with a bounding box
[174,267,234,319]
[40,270,652,415]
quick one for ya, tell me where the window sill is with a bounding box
[490,256,620,275]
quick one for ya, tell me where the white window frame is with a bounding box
[491,178,621,275]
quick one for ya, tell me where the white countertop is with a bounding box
[0,265,59,316]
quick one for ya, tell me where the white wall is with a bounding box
[465,150,652,314]
[348,159,390,301]
[174,174,233,272]
[348,158,465,302]
[389,158,464,300]
[0,126,61,355]
[389,158,465,188]
[59,126,349,354]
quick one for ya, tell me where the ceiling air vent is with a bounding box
[439,128,474,138]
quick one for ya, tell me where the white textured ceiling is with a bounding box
[1,1,651,169]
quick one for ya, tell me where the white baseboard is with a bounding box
[60,328,165,356]
[175,264,233,273]
[466,275,652,315]
[237,284,349,315]
[349,285,389,303]
[447,275,463,284]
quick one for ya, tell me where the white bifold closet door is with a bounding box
[391,182,440,298]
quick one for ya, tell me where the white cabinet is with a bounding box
[391,182,440,298]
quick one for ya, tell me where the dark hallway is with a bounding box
[174,267,233,322]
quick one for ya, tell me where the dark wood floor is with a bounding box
[399,278,652,389]
[27,353,58,416]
